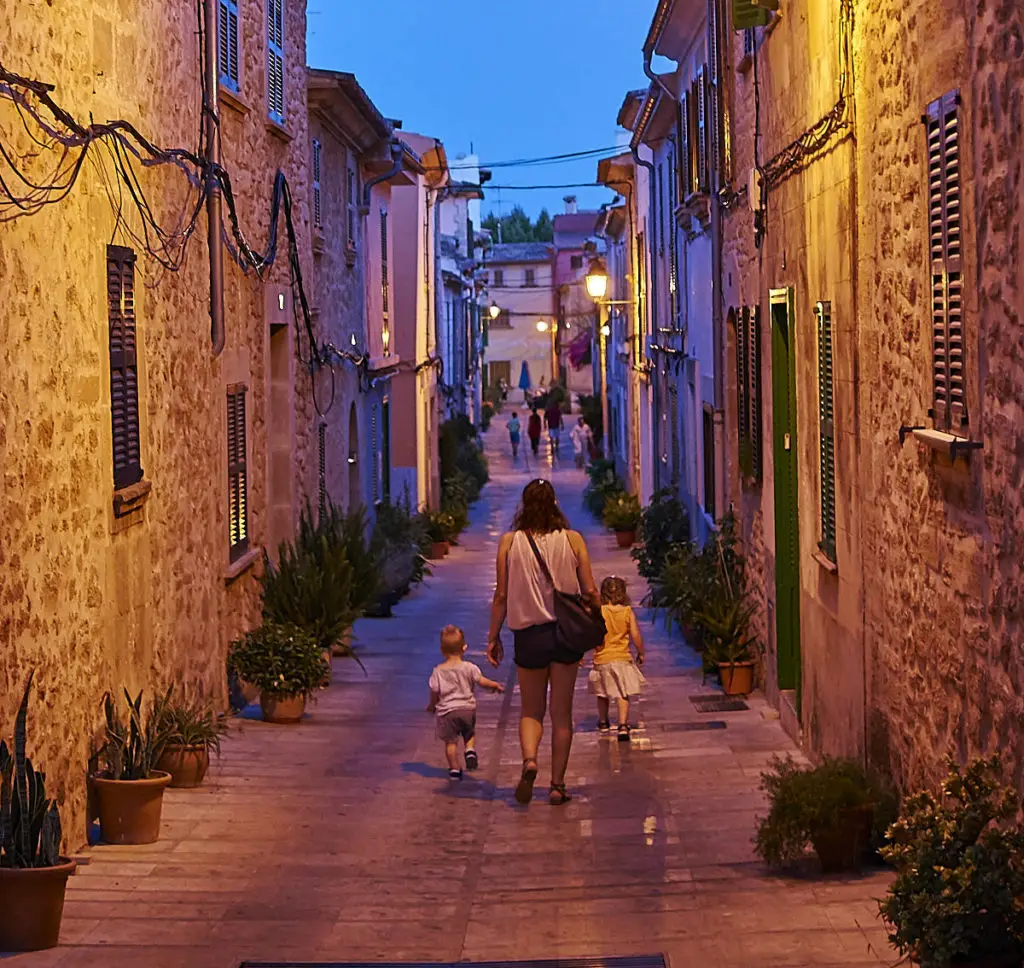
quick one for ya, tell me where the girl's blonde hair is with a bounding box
[600,576,629,606]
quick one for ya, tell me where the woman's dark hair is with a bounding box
[512,479,570,534]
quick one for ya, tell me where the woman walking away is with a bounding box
[487,479,599,805]
[527,408,542,457]
[508,411,521,460]
[590,576,646,742]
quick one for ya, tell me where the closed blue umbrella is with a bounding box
[518,361,532,391]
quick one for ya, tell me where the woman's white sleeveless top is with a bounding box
[506,530,580,631]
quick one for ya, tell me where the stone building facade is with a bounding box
[716,0,1024,790]
[0,0,314,845]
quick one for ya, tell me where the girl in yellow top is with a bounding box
[590,576,646,741]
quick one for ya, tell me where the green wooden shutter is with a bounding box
[267,0,285,122]
[736,307,750,477]
[749,305,762,480]
[926,90,965,430]
[733,0,777,30]
[227,384,249,561]
[816,301,836,563]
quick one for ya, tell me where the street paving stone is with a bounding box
[9,416,896,966]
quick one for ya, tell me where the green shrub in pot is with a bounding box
[602,492,642,533]
[879,755,1024,968]
[632,488,690,582]
[754,755,881,872]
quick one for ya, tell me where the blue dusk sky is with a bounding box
[306,0,650,219]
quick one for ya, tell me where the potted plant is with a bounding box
[879,755,1024,968]
[602,492,642,547]
[583,459,623,520]
[423,509,452,559]
[153,689,229,788]
[632,487,691,582]
[91,688,174,845]
[0,672,75,952]
[755,755,879,873]
[228,622,328,724]
[695,591,760,695]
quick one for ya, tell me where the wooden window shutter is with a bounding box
[708,3,722,178]
[695,66,709,193]
[318,422,327,516]
[749,305,762,480]
[816,301,836,563]
[218,0,239,90]
[107,245,143,490]
[267,0,285,122]
[668,150,678,326]
[680,91,694,198]
[312,139,322,228]
[346,167,357,244]
[736,307,750,476]
[371,404,379,503]
[227,384,249,561]
[380,208,390,345]
[702,405,716,521]
[926,90,965,430]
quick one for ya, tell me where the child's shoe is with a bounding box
[598,720,611,734]
[617,724,630,743]
[465,749,479,771]
[449,768,463,780]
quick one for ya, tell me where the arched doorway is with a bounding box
[348,402,361,509]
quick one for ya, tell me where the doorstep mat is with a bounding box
[241,959,666,968]
[659,720,727,732]
[689,694,750,714]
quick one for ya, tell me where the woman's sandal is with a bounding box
[549,783,572,806]
[515,760,538,804]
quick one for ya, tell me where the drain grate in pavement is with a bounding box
[241,959,666,968]
[689,694,750,714]
[659,720,727,731]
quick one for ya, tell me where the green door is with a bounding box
[770,288,801,707]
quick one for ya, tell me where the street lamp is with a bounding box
[585,258,609,300]
[536,320,549,333]
[488,301,500,320]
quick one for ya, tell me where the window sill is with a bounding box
[911,427,982,461]
[218,85,251,117]
[265,118,294,144]
[225,546,261,584]
[813,549,838,575]
[113,478,152,519]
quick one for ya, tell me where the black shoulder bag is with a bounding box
[524,532,606,655]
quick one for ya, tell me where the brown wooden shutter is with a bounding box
[927,90,965,430]
[680,91,694,198]
[107,245,143,490]
[696,66,709,193]
[380,208,389,321]
[736,307,750,476]
[749,305,762,480]
[227,385,249,560]
[708,2,722,178]
[816,301,836,562]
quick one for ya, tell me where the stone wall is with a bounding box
[0,0,313,846]
[855,0,1024,792]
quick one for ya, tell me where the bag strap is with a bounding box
[524,532,555,588]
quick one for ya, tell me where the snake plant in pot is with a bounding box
[91,688,175,845]
[0,671,74,952]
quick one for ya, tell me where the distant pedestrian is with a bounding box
[570,417,593,470]
[508,411,521,460]
[527,408,542,457]
[590,577,646,742]
[545,402,563,454]
[487,479,600,805]
[427,625,504,780]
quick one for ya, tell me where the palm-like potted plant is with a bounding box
[424,509,453,559]
[228,622,328,724]
[0,672,75,952]
[91,688,175,845]
[755,755,881,873]
[879,755,1024,968]
[153,689,229,788]
[602,492,642,547]
[695,591,760,695]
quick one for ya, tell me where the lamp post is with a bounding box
[586,259,611,457]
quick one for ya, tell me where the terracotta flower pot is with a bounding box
[810,804,874,873]
[0,859,76,951]
[260,692,307,724]
[718,660,756,696]
[428,541,450,560]
[332,627,354,658]
[156,745,210,788]
[615,529,636,548]
[92,771,172,845]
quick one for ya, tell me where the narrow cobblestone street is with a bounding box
[17,424,894,968]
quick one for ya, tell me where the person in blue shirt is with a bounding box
[508,412,521,460]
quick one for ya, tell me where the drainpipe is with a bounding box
[360,140,404,215]
[204,0,224,356]
[631,139,657,489]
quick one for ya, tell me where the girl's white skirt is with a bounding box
[588,661,645,699]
